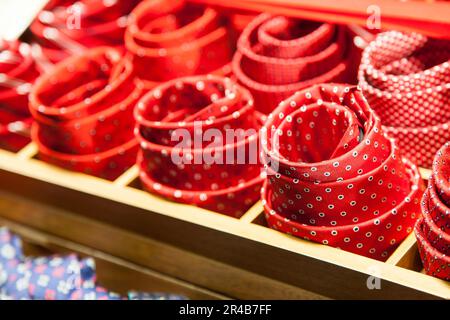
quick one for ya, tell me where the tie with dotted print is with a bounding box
[124,0,234,86]
[31,0,140,63]
[232,14,356,114]
[135,75,264,217]
[29,47,141,180]
[261,83,424,261]
[415,142,450,281]
[359,31,450,169]
[0,40,40,151]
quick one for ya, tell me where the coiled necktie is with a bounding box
[135,75,264,217]
[31,0,140,63]
[125,0,234,85]
[359,31,450,168]
[232,14,356,114]
[0,40,40,151]
[261,83,423,260]
[29,47,141,180]
[415,142,450,281]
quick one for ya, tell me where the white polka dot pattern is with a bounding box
[261,83,424,261]
[415,142,450,281]
[359,31,450,168]
[135,75,264,217]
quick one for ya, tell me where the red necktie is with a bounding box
[0,40,40,151]
[232,13,356,114]
[135,75,263,217]
[359,31,450,169]
[124,0,234,86]
[415,142,450,281]
[29,47,141,180]
[261,83,424,261]
[31,0,139,63]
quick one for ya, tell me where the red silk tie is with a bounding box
[359,31,450,169]
[232,14,356,114]
[0,40,40,151]
[135,75,263,217]
[415,142,450,281]
[261,83,424,260]
[124,0,234,85]
[29,47,141,180]
[31,0,139,63]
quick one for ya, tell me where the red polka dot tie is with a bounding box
[29,47,141,180]
[0,40,40,151]
[415,142,450,281]
[261,83,424,261]
[31,0,140,63]
[135,75,264,217]
[359,31,450,169]
[124,0,234,86]
[232,14,356,114]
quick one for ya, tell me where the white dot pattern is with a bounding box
[261,83,424,261]
[135,75,263,217]
[359,31,450,168]
[415,142,450,281]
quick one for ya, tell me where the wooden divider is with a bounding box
[0,142,448,299]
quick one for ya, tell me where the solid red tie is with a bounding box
[415,142,450,281]
[29,47,141,180]
[31,0,139,63]
[261,83,424,260]
[0,40,40,151]
[232,14,356,114]
[124,0,234,86]
[135,75,263,217]
[359,31,450,168]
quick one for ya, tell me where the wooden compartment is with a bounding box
[0,143,448,299]
[1,0,449,300]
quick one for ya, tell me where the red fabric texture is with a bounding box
[261,83,424,260]
[29,47,141,180]
[135,75,263,217]
[415,142,450,281]
[0,40,40,151]
[31,0,140,63]
[124,0,234,85]
[359,31,450,169]
[232,14,356,114]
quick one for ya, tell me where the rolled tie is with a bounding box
[125,0,234,84]
[0,40,40,151]
[232,14,355,114]
[135,75,264,217]
[261,83,423,261]
[415,142,450,281]
[31,0,140,63]
[358,31,450,168]
[29,47,141,180]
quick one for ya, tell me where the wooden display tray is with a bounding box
[0,142,448,299]
[0,218,227,300]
